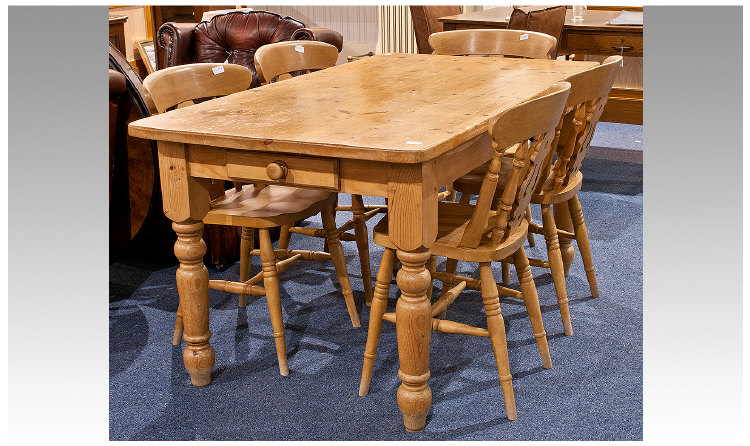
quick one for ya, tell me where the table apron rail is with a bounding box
[178,136,494,199]
[183,144,391,196]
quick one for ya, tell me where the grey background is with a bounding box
[8,6,109,443]
[7,5,744,444]
[643,5,743,443]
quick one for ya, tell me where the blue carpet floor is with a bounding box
[109,128,643,440]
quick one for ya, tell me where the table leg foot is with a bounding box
[184,344,215,387]
[398,378,431,432]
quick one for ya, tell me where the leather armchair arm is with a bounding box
[292,27,344,52]
[157,22,197,68]
[109,69,126,99]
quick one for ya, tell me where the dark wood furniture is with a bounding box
[108,15,127,56]
[108,43,166,254]
[439,6,643,125]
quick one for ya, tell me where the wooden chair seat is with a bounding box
[454,165,583,205]
[373,202,528,263]
[204,184,335,228]
[532,171,583,204]
[452,155,515,197]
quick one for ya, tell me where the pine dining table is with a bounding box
[129,53,598,433]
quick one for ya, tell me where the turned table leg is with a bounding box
[157,140,213,387]
[386,162,438,432]
[173,220,215,386]
[395,248,433,432]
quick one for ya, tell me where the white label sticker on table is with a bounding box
[295,45,305,53]
[520,34,529,41]
[212,66,225,75]
[406,141,422,145]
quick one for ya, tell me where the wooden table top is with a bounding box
[439,7,643,33]
[130,54,597,163]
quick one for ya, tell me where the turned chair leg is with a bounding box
[568,195,600,298]
[238,227,254,308]
[259,228,289,376]
[321,204,361,328]
[359,247,396,396]
[351,194,374,305]
[501,262,511,286]
[444,184,457,202]
[480,262,517,420]
[541,204,573,336]
[513,248,552,369]
[458,192,471,205]
[172,303,184,346]
[277,224,292,250]
[435,258,458,319]
[525,204,536,247]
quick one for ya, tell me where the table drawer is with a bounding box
[564,32,643,57]
[226,150,339,190]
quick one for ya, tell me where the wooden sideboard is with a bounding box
[439,7,643,125]
[108,15,128,56]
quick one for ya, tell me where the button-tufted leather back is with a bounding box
[193,11,306,87]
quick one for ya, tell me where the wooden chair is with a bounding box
[429,29,557,248]
[144,63,361,376]
[359,81,571,420]
[453,56,623,335]
[428,29,558,59]
[254,40,384,305]
[254,40,339,83]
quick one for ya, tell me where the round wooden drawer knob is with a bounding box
[266,161,288,180]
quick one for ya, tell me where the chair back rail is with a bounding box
[536,55,623,194]
[429,29,557,59]
[459,81,570,248]
[143,63,253,113]
[254,41,339,84]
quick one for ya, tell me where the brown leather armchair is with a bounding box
[157,10,344,87]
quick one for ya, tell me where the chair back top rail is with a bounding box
[143,63,253,113]
[429,29,556,59]
[537,55,623,194]
[460,81,570,248]
[255,41,339,84]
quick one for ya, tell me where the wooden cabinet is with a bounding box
[108,15,127,55]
